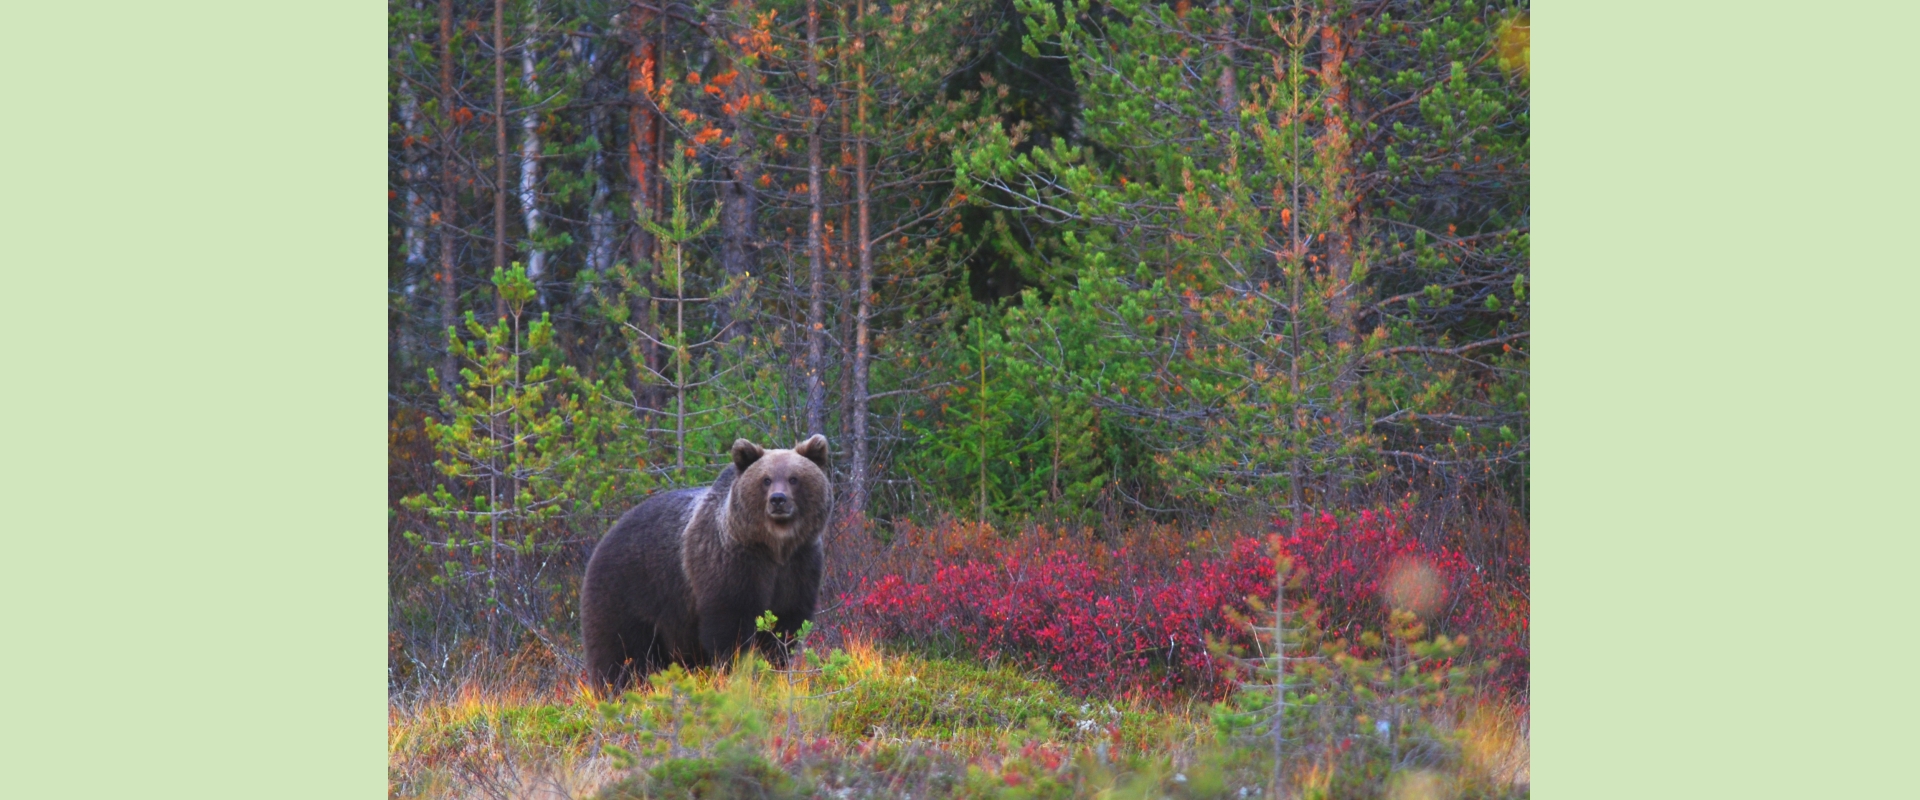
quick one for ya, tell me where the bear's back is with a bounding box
[582,486,707,640]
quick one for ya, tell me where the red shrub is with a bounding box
[1276,508,1527,691]
[843,510,1528,698]
[846,533,1273,699]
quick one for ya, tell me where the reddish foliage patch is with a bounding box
[844,524,1272,699]
[1278,508,1487,641]
[1277,508,1528,690]
[840,510,1528,699]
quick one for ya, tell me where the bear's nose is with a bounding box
[769,491,790,506]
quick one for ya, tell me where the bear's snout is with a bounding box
[767,491,794,520]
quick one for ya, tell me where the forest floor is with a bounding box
[388,639,1528,799]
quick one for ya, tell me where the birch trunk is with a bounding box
[493,0,509,321]
[585,101,614,275]
[1216,2,1237,126]
[518,4,547,284]
[399,72,430,280]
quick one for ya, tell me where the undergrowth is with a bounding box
[390,638,1526,799]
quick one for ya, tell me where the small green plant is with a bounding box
[1214,594,1495,798]
[595,750,809,800]
[401,264,598,646]
[600,665,769,768]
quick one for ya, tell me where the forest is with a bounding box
[386,0,1529,795]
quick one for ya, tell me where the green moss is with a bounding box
[825,654,1082,739]
[595,752,810,800]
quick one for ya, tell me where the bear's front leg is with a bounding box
[769,540,824,636]
[695,572,777,668]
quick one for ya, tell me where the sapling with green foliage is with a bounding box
[403,264,597,646]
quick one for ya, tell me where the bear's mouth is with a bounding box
[768,509,796,524]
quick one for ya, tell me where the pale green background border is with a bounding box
[1537,0,1920,797]
[2,1,387,797]
[3,0,1915,797]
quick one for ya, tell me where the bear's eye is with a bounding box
[762,477,772,486]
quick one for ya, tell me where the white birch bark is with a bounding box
[518,5,547,281]
[398,69,431,283]
[586,108,613,275]
[571,32,614,276]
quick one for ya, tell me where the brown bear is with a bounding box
[580,435,831,692]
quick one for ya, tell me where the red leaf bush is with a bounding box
[1277,508,1528,691]
[844,525,1273,699]
[1278,508,1486,642]
[841,510,1528,699]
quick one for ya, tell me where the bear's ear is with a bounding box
[731,439,765,473]
[793,434,830,469]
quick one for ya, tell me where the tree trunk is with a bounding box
[437,0,460,398]
[399,71,430,281]
[716,152,757,340]
[518,3,547,287]
[848,4,873,522]
[977,321,988,527]
[676,237,686,476]
[1285,35,1304,519]
[628,5,663,413]
[716,37,757,341]
[803,0,827,436]
[586,99,614,276]
[837,84,854,432]
[1317,9,1360,437]
[494,0,509,320]
[1216,2,1237,126]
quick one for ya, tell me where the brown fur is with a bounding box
[580,436,831,692]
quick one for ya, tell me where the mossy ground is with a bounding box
[389,639,1526,799]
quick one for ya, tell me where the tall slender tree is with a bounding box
[517,0,548,284]
[846,0,874,521]
[626,1,666,414]
[802,0,828,436]
[493,0,510,320]
[713,0,764,341]
[437,0,461,397]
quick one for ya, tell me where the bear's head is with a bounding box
[728,435,832,551]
